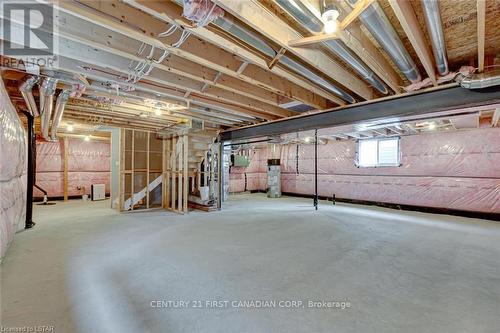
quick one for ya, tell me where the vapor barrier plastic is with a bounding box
[0,78,27,259]
[229,127,500,213]
[182,0,224,25]
[35,138,110,198]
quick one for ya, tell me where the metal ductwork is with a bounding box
[348,0,421,83]
[39,78,58,140]
[19,76,40,117]
[421,0,449,76]
[457,69,500,89]
[275,0,388,94]
[214,16,356,103]
[174,0,356,103]
[50,89,71,140]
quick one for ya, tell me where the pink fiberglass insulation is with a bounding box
[34,138,110,198]
[229,149,267,193]
[229,127,500,213]
[0,78,27,259]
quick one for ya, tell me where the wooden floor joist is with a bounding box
[213,0,373,101]
[389,0,437,85]
[55,0,334,109]
[127,0,341,108]
[477,0,486,72]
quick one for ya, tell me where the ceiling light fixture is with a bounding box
[66,124,74,132]
[428,122,436,130]
[154,107,162,116]
[84,135,90,142]
[322,5,340,34]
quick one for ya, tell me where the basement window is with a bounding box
[356,138,400,167]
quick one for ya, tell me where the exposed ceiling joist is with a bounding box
[389,0,437,86]
[288,33,340,47]
[127,0,339,108]
[55,0,332,110]
[54,13,288,109]
[336,1,403,93]
[340,25,403,93]
[213,0,374,101]
[83,77,260,123]
[340,0,375,30]
[477,0,486,72]
[2,15,290,120]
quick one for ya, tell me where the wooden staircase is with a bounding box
[187,128,219,180]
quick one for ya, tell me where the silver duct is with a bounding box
[213,17,356,103]
[275,0,388,94]
[19,76,40,117]
[50,89,71,140]
[39,78,58,140]
[348,0,421,83]
[174,0,356,103]
[421,0,449,75]
[457,69,500,89]
[214,16,356,103]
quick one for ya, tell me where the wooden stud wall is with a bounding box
[119,128,165,212]
[162,133,189,214]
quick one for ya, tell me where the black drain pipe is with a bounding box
[23,112,36,229]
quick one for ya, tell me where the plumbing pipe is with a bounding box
[19,76,40,117]
[39,78,58,140]
[22,111,36,229]
[214,15,356,103]
[348,0,421,83]
[174,0,356,103]
[421,0,449,75]
[275,0,388,94]
[50,89,71,140]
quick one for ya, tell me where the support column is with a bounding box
[217,140,223,210]
[63,137,68,201]
[314,129,318,210]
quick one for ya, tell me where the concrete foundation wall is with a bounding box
[35,138,110,198]
[229,127,500,213]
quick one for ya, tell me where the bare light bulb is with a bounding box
[84,135,90,142]
[323,19,338,34]
[154,107,162,116]
[428,123,436,130]
[66,124,74,132]
[322,8,340,34]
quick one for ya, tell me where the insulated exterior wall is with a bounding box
[229,127,500,213]
[0,78,26,259]
[34,138,110,198]
[229,149,267,193]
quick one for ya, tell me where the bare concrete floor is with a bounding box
[1,193,500,333]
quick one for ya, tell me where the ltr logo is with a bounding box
[1,2,54,56]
